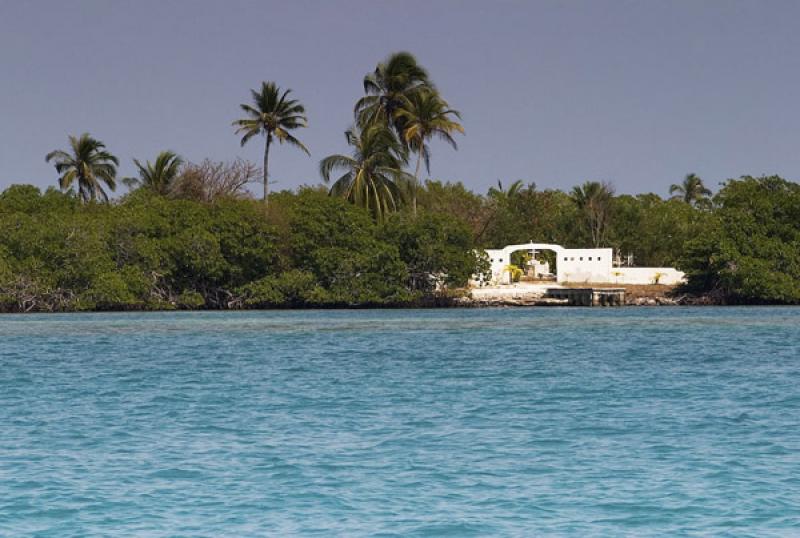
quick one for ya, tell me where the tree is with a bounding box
[355,51,431,133]
[281,189,411,305]
[482,182,581,249]
[380,211,482,292]
[416,180,487,240]
[395,90,464,216]
[488,180,525,203]
[171,159,260,203]
[479,180,526,246]
[679,176,800,303]
[123,151,184,195]
[608,194,702,267]
[45,133,119,203]
[670,173,712,208]
[320,125,411,222]
[233,81,309,203]
[571,181,614,247]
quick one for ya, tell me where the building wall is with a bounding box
[479,243,684,286]
[557,248,613,283]
[610,267,685,285]
[484,248,512,284]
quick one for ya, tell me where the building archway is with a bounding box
[484,243,566,284]
[482,242,615,284]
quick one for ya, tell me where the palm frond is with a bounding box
[320,154,356,182]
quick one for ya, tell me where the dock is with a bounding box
[545,288,625,306]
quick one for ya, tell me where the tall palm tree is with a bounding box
[355,51,431,133]
[233,81,309,203]
[320,125,411,222]
[670,173,712,207]
[45,133,119,203]
[123,150,184,195]
[571,181,615,247]
[395,90,464,216]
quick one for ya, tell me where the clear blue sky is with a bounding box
[2,0,799,196]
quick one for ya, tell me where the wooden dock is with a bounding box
[546,288,625,306]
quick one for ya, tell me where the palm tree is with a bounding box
[123,150,183,195]
[395,90,464,216]
[45,133,119,203]
[670,173,712,207]
[571,181,615,247]
[488,180,525,203]
[233,81,309,203]
[355,51,431,133]
[475,180,529,244]
[320,125,411,222]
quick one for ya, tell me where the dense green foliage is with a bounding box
[0,186,482,311]
[679,176,800,303]
[5,172,800,309]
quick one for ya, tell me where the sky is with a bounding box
[1,0,799,197]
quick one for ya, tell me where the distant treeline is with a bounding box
[1,173,800,311]
[0,185,481,312]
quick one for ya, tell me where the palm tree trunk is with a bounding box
[263,134,272,204]
[413,151,422,218]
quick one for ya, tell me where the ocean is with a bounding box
[1,308,798,536]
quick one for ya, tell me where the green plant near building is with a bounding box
[503,264,523,283]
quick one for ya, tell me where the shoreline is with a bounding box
[455,283,705,307]
[0,294,751,314]
[0,303,784,315]
[0,280,760,314]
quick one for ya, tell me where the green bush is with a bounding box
[0,184,483,310]
[679,176,800,303]
[380,211,484,291]
[239,270,320,307]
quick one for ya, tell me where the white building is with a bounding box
[481,242,684,286]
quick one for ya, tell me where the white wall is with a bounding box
[610,267,685,285]
[485,243,568,284]
[557,248,613,283]
[479,243,684,286]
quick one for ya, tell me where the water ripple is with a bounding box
[1,307,799,535]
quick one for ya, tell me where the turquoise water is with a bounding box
[1,308,799,536]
